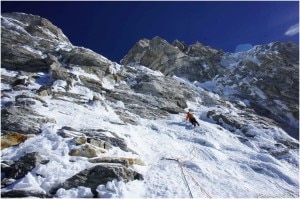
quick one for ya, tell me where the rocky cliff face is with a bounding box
[1,13,71,72]
[1,13,299,198]
[122,37,299,139]
[121,37,225,82]
[1,13,197,197]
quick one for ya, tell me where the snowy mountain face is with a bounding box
[1,12,299,198]
[122,37,299,140]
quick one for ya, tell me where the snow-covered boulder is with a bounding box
[2,152,49,182]
[51,164,143,197]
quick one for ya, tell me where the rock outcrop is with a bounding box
[1,12,71,72]
[1,133,33,150]
[121,36,224,82]
[1,152,49,187]
[51,164,143,197]
[1,105,56,135]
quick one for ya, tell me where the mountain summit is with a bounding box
[1,12,299,198]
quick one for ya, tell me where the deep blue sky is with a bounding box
[2,1,299,62]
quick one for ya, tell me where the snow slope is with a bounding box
[1,67,299,198]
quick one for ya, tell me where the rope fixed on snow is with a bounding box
[181,165,212,199]
[161,157,212,199]
[161,157,193,198]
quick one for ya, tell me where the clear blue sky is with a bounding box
[2,1,299,62]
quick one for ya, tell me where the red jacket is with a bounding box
[186,112,194,121]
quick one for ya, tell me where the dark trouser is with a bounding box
[189,118,200,126]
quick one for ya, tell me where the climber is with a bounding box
[185,110,200,127]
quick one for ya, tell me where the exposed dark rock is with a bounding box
[120,38,150,65]
[57,127,137,154]
[2,12,70,44]
[1,105,56,135]
[51,164,143,196]
[270,147,290,157]
[207,110,242,131]
[243,131,256,138]
[1,43,50,72]
[52,91,88,104]
[2,152,49,180]
[172,39,188,52]
[106,90,169,120]
[37,85,53,96]
[112,65,198,117]
[12,78,29,87]
[84,131,133,153]
[1,190,53,198]
[121,37,224,82]
[15,94,48,106]
[277,139,299,149]
[114,110,139,125]
[1,178,16,188]
[1,12,72,73]
[59,47,111,69]
[1,74,18,85]
[132,75,190,110]
[121,36,187,75]
[186,41,222,58]
[72,136,87,145]
[236,136,249,143]
[77,75,104,93]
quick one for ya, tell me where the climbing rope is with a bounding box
[181,165,212,199]
[161,157,212,198]
[161,157,193,198]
